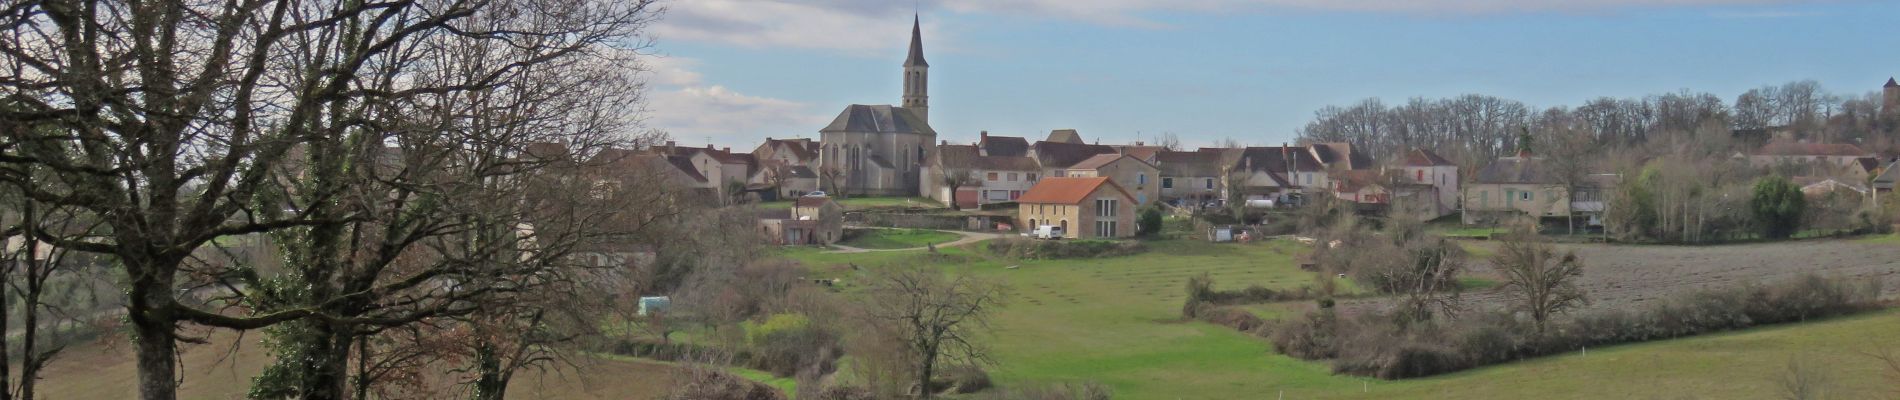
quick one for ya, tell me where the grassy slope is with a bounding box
[839,228,962,249]
[782,238,1900,400]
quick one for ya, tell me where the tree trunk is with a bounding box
[299,325,354,400]
[916,344,938,400]
[132,309,178,400]
[473,343,508,400]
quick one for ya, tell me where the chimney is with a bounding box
[705,144,713,150]
[980,130,989,140]
[941,140,948,146]
[1136,141,1145,147]
[723,147,730,153]
[666,141,676,149]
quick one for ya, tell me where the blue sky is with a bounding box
[641,0,1900,150]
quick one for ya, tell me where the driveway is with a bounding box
[825,227,1009,253]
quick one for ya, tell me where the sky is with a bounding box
[637,0,1900,150]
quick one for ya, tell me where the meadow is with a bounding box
[782,235,1900,399]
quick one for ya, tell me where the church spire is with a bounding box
[901,13,929,123]
[905,15,928,67]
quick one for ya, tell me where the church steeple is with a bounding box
[905,15,928,67]
[902,14,929,123]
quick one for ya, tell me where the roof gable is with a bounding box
[1046,129,1084,144]
[1403,148,1455,167]
[1032,141,1117,169]
[1472,157,1552,184]
[978,135,1030,157]
[938,144,1040,171]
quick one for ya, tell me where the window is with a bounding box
[1138,173,1148,185]
[1010,190,1021,200]
[1007,173,1019,181]
[1028,173,1038,181]
[1095,199,1119,217]
[1137,193,1147,204]
[1305,175,1312,185]
[1416,170,1424,181]
[987,172,999,181]
[1205,178,1215,190]
[1521,191,1532,201]
[1096,220,1118,238]
[1162,177,1174,189]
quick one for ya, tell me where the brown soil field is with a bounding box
[1352,237,1900,314]
[35,329,683,399]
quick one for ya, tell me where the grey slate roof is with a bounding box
[1154,151,1223,177]
[1403,148,1455,167]
[1309,142,1374,170]
[939,144,1040,171]
[1472,157,1554,184]
[787,165,817,179]
[1046,129,1084,144]
[1232,147,1322,174]
[1032,141,1117,169]
[978,135,1030,157]
[820,104,935,135]
[905,15,928,68]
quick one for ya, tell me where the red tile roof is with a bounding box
[1017,177,1133,205]
[1752,142,1871,157]
[1403,148,1455,167]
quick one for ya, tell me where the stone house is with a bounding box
[1016,177,1137,239]
[1154,151,1223,205]
[1065,153,1160,206]
[925,143,1041,208]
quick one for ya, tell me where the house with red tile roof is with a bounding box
[1016,177,1136,239]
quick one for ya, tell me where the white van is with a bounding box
[1032,225,1066,240]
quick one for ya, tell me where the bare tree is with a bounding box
[941,170,979,211]
[858,266,1006,399]
[1775,357,1836,400]
[1493,224,1587,332]
[0,1,659,399]
[820,166,849,199]
[1157,132,1183,151]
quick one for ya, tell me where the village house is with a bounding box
[1154,151,1224,206]
[925,143,1042,208]
[1218,146,1324,205]
[1016,177,1137,239]
[1396,148,1461,218]
[1029,133,1118,179]
[759,196,844,245]
[1064,153,1161,206]
[754,138,822,198]
[1462,153,1615,226]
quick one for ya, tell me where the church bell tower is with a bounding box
[902,15,929,123]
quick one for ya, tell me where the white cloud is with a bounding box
[639,56,830,147]
[656,0,927,52]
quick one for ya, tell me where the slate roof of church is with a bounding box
[820,104,934,135]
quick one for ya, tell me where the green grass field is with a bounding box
[780,238,1900,400]
[838,228,962,249]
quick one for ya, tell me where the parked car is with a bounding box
[804,191,828,197]
[1032,225,1065,240]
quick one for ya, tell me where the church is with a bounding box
[817,16,938,197]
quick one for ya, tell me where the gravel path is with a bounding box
[824,227,1008,254]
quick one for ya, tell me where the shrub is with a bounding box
[1137,206,1164,237]
[812,386,876,400]
[986,238,1146,259]
[668,369,785,400]
[1751,176,1806,239]
[1263,275,1882,379]
[976,382,1114,400]
[1268,310,1339,360]
[743,313,811,347]
[935,365,994,394]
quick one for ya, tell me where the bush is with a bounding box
[1264,275,1883,379]
[934,365,994,394]
[975,382,1114,400]
[667,369,785,400]
[986,238,1146,259]
[1751,176,1806,239]
[1137,206,1164,237]
[811,386,876,400]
